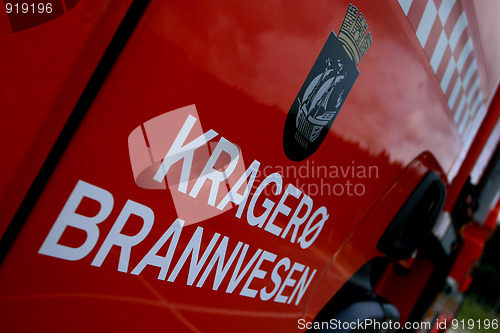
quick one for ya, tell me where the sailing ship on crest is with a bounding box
[295,58,346,148]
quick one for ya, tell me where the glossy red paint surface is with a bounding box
[0,0,134,239]
[0,1,499,332]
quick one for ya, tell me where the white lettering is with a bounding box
[189,137,240,206]
[274,262,305,303]
[247,173,282,227]
[281,194,312,243]
[196,238,244,290]
[91,200,154,273]
[39,180,113,261]
[153,115,218,193]
[240,251,277,298]
[288,267,317,305]
[226,246,262,294]
[298,207,328,249]
[167,227,220,285]
[260,257,290,301]
[266,184,301,236]
[216,160,260,217]
[131,219,184,279]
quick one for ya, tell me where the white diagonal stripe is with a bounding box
[472,109,482,127]
[462,60,477,89]
[449,77,462,109]
[459,109,470,134]
[465,106,483,142]
[462,120,474,142]
[456,38,473,72]
[474,104,487,128]
[416,0,438,47]
[399,0,413,15]
[449,12,467,51]
[438,0,456,25]
[441,57,456,92]
[430,31,449,72]
[467,77,480,104]
[464,104,485,143]
[454,94,466,123]
[470,92,483,117]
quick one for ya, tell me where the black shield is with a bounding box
[283,31,359,161]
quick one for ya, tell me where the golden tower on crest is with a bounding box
[338,4,373,65]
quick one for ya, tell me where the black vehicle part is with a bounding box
[317,301,400,333]
[406,227,461,325]
[377,171,446,260]
[474,141,500,222]
[310,260,400,333]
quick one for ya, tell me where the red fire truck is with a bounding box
[1,1,499,332]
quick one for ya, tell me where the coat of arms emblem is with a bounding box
[283,4,373,161]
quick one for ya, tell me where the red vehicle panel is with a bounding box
[1,1,499,332]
